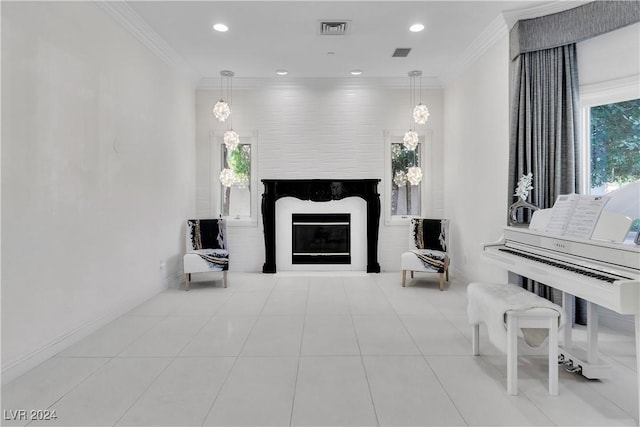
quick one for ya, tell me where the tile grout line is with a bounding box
[114,298,223,427]
[346,278,381,427]
[199,282,267,426]
[288,277,311,427]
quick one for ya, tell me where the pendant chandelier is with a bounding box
[410,70,429,124]
[219,168,235,188]
[213,70,234,122]
[216,70,240,189]
[215,70,240,151]
[402,70,427,185]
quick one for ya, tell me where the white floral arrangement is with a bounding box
[514,173,534,200]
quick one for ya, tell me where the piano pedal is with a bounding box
[563,359,582,374]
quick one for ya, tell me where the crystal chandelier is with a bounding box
[213,70,234,122]
[219,168,235,187]
[401,70,425,185]
[410,70,429,124]
[406,166,423,186]
[393,170,408,187]
[223,129,239,151]
[403,130,419,151]
[413,103,430,124]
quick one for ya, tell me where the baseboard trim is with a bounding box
[1,286,165,385]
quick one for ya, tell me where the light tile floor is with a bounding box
[2,272,638,426]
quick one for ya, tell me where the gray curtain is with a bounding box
[509,44,582,212]
[508,44,582,304]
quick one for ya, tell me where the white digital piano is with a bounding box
[483,184,640,418]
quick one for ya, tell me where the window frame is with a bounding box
[383,129,433,226]
[211,130,259,227]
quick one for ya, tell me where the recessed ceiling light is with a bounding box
[213,23,229,32]
[409,23,425,32]
[350,70,363,76]
[276,69,288,76]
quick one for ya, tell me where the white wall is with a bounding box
[443,35,510,285]
[196,81,444,272]
[1,2,196,382]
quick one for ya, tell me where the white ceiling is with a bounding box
[125,1,579,85]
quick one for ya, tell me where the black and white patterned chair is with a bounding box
[401,218,450,290]
[183,219,229,290]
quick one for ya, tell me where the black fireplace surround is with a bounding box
[261,179,381,273]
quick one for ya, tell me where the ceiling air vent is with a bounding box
[319,21,350,35]
[392,48,412,58]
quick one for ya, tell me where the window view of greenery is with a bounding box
[221,144,251,217]
[391,142,421,216]
[590,98,640,194]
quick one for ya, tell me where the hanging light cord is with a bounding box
[228,74,233,129]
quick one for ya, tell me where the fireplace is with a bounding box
[261,179,381,273]
[292,213,351,265]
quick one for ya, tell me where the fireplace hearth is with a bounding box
[261,179,381,273]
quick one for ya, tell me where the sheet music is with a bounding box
[545,194,578,235]
[544,194,610,239]
[564,195,610,239]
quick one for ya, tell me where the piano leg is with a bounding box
[558,294,610,379]
[586,301,599,364]
[562,292,574,348]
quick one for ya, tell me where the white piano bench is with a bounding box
[469,284,561,396]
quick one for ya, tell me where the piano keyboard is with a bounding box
[497,248,633,283]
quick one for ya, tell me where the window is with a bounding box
[581,88,639,235]
[383,130,432,224]
[212,131,258,225]
[391,142,421,216]
[585,98,640,195]
[221,143,251,217]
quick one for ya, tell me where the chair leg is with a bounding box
[472,323,480,355]
[507,313,518,395]
[185,274,190,291]
[223,271,228,288]
[401,270,406,287]
[439,273,444,291]
[446,267,449,281]
[410,271,414,279]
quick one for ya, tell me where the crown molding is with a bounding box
[96,1,200,84]
[502,1,590,30]
[438,13,508,86]
[438,1,587,87]
[197,76,444,90]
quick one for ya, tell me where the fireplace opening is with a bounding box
[292,213,350,264]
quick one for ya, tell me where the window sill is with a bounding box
[223,217,258,227]
[385,215,418,226]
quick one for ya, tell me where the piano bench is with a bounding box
[468,283,561,396]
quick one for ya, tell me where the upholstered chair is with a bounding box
[400,218,450,290]
[183,219,228,290]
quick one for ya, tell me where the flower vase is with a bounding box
[508,198,539,227]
